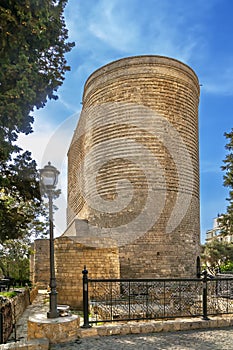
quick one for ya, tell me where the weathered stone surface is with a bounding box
[77,327,98,338]
[152,321,164,332]
[76,316,233,339]
[30,240,50,288]
[27,314,79,344]
[140,323,154,333]
[161,321,176,332]
[0,288,37,343]
[66,55,201,278]
[95,326,108,337]
[107,325,122,335]
[0,338,49,350]
[54,236,120,308]
[119,324,131,335]
[29,287,38,304]
[129,323,141,334]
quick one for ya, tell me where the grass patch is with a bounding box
[0,291,17,298]
[71,310,83,317]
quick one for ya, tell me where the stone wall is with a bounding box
[66,55,201,278]
[0,288,38,343]
[30,240,49,288]
[28,314,79,345]
[54,236,120,308]
[1,300,12,343]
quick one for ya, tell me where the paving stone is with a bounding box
[50,329,233,350]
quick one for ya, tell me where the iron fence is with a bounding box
[81,267,233,327]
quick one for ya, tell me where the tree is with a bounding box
[0,0,74,241]
[218,128,233,235]
[0,237,33,283]
[0,0,74,158]
[201,240,233,274]
[0,150,46,242]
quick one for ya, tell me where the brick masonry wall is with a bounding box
[54,236,120,308]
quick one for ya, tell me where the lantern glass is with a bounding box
[40,162,59,190]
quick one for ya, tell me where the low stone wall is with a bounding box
[0,338,49,350]
[78,315,233,338]
[0,287,38,344]
[12,291,30,324]
[0,301,12,344]
[28,314,79,344]
[29,287,38,305]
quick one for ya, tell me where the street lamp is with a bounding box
[39,162,60,318]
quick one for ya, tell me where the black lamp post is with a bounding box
[39,162,60,318]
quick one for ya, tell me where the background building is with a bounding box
[205,216,233,243]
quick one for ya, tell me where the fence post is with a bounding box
[82,266,91,328]
[196,256,201,278]
[202,270,209,320]
[0,308,3,344]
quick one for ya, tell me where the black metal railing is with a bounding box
[83,267,233,328]
[0,309,3,344]
[82,267,233,327]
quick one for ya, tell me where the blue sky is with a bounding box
[19,0,233,243]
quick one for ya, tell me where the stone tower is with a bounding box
[64,55,200,278]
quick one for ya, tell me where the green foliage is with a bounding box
[220,260,233,272]
[0,0,74,242]
[0,0,74,157]
[0,238,33,281]
[0,150,48,242]
[0,291,17,298]
[201,240,233,274]
[219,128,233,234]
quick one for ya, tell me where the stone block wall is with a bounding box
[0,288,37,344]
[67,55,201,278]
[54,236,120,308]
[29,236,120,309]
[30,240,50,288]
[1,300,12,343]
[12,290,30,323]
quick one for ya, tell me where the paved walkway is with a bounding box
[7,290,48,343]
[50,329,233,350]
[7,290,233,350]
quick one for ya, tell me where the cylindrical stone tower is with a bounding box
[66,55,200,278]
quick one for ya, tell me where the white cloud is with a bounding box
[88,0,141,53]
[18,116,55,167]
[64,0,214,70]
[200,161,222,174]
[18,111,79,236]
[202,63,233,96]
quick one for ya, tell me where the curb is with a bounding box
[0,338,49,350]
[78,315,233,338]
